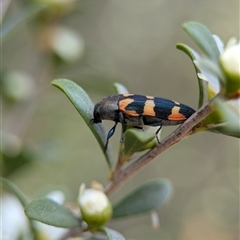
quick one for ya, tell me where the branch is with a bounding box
[105,96,215,195]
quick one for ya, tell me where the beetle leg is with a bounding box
[155,123,162,144]
[105,122,118,151]
[119,112,126,142]
[120,125,126,142]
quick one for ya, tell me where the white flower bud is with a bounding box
[219,39,240,98]
[220,41,240,82]
[78,185,112,229]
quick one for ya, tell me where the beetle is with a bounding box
[92,93,195,151]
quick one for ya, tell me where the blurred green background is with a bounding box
[2,0,239,239]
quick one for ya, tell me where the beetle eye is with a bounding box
[93,111,102,123]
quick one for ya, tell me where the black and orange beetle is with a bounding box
[92,94,195,150]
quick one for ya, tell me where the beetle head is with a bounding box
[92,95,119,123]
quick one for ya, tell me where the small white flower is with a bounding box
[2,194,31,240]
[2,191,68,240]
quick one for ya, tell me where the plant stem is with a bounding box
[105,97,215,195]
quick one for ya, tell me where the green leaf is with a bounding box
[52,79,112,169]
[25,198,81,228]
[195,98,240,138]
[113,179,173,218]
[208,98,240,137]
[207,124,240,138]
[100,227,126,240]
[196,58,226,86]
[123,129,156,159]
[1,177,29,207]
[1,4,46,43]
[113,83,129,94]
[176,43,208,108]
[182,22,220,62]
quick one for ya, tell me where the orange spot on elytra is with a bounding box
[119,99,139,116]
[168,106,186,120]
[143,100,155,116]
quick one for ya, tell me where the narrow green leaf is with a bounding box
[124,129,156,157]
[100,227,125,240]
[25,198,81,228]
[176,43,200,63]
[1,4,46,42]
[182,22,220,62]
[52,79,112,169]
[176,43,208,108]
[113,83,129,94]
[1,177,29,207]
[113,179,173,218]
